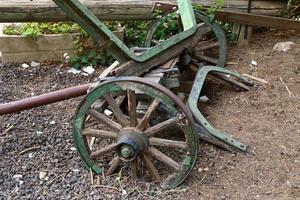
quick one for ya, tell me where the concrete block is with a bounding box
[0,34,76,63]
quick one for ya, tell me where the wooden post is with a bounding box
[233,24,253,46]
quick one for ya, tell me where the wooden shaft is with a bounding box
[149,137,188,149]
[104,94,129,127]
[127,90,138,127]
[148,147,181,171]
[145,116,180,137]
[90,143,119,159]
[143,153,161,182]
[0,83,91,116]
[106,157,122,176]
[137,99,160,131]
[82,129,118,139]
[89,109,122,131]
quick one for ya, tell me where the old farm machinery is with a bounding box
[0,0,253,189]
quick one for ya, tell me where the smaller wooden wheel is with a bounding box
[145,10,227,68]
[73,77,198,189]
[193,11,227,68]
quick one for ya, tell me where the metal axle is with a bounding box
[0,83,91,116]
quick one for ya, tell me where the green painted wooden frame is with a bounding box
[188,66,251,152]
[52,0,197,63]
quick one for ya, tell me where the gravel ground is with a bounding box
[0,30,299,199]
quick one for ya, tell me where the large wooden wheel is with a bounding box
[72,77,198,189]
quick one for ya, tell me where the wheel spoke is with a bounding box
[82,128,118,139]
[131,158,138,179]
[137,99,160,131]
[89,109,122,131]
[149,137,187,149]
[127,90,137,127]
[142,153,161,183]
[148,147,181,172]
[106,156,122,176]
[196,41,219,51]
[104,94,129,127]
[90,143,118,159]
[145,116,181,137]
[196,54,218,64]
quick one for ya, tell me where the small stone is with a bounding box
[49,121,56,125]
[199,95,209,102]
[19,180,24,186]
[198,167,209,172]
[122,190,127,196]
[39,172,47,180]
[104,109,113,116]
[273,41,295,52]
[45,176,49,181]
[30,61,40,67]
[81,72,89,76]
[36,131,43,135]
[72,169,80,173]
[82,66,95,75]
[22,63,30,69]
[70,147,76,151]
[64,53,70,61]
[28,153,34,158]
[251,60,258,66]
[68,68,81,75]
[13,175,23,179]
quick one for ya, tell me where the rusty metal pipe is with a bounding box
[0,83,92,116]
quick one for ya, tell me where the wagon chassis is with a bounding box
[0,0,253,189]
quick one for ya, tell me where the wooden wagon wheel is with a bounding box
[145,10,227,67]
[72,77,198,189]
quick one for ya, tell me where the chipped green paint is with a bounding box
[120,145,134,158]
[188,66,251,152]
[194,11,227,68]
[72,83,122,175]
[178,0,196,31]
[163,125,198,189]
[183,156,192,171]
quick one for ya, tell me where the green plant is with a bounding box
[3,22,82,37]
[123,21,149,47]
[288,0,300,17]
[219,22,237,44]
[206,0,224,14]
[69,50,114,69]
[153,12,181,42]
[68,22,118,69]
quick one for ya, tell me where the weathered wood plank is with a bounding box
[215,10,300,32]
[0,0,287,22]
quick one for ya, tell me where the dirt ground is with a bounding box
[0,30,299,200]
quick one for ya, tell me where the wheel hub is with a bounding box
[117,128,149,161]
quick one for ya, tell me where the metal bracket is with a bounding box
[188,66,251,152]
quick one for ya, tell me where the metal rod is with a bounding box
[0,83,92,116]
